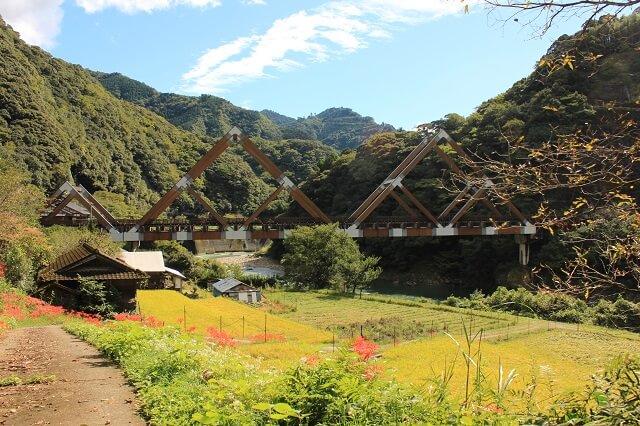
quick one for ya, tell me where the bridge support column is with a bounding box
[515,235,530,266]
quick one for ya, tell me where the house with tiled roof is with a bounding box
[38,243,149,309]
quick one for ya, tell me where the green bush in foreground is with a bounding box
[63,321,496,425]
[65,319,640,425]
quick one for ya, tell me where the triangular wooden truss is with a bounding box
[132,127,330,232]
[42,181,116,229]
[347,129,530,230]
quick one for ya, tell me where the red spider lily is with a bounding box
[249,333,286,343]
[143,316,163,328]
[114,313,142,322]
[29,304,65,318]
[186,326,197,333]
[205,327,237,347]
[363,364,383,380]
[176,317,184,324]
[1,304,25,320]
[351,336,378,361]
[68,311,103,325]
[303,355,320,367]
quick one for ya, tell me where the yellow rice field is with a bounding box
[137,290,331,344]
[382,326,640,405]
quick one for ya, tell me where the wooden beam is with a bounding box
[348,133,439,224]
[439,185,471,220]
[243,185,284,227]
[185,188,228,227]
[241,136,330,223]
[135,132,233,229]
[449,188,486,226]
[434,145,503,220]
[389,190,418,219]
[398,184,439,225]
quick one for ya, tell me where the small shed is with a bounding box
[209,278,261,303]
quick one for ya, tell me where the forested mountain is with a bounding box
[92,71,283,141]
[93,72,393,150]
[295,14,640,293]
[0,17,334,217]
[263,107,395,150]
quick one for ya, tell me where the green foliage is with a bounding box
[444,286,640,332]
[264,107,396,150]
[75,277,119,316]
[532,356,640,425]
[65,320,465,425]
[153,241,226,288]
[2,245,34,293]
[283,224,381,292]
[44,226,121,258]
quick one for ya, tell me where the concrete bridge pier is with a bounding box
[515,235,531,265]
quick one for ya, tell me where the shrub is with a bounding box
[3,245,34,293]
[75,277,119,316]
[593,297,640,330]
[444,286,640,331]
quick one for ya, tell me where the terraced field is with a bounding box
[265,290,515,340]
[137,290,331,344]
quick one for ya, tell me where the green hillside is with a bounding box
[295,14,640,291]
[0,18,334,217]
[263,107,396,150]
[92,71,283,140]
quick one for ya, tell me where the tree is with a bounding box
[76,277,119,316]
[3,245,34,293]
[282,224,381,292]
[483,1,640,35]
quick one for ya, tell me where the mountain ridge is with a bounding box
[91,71,394,150]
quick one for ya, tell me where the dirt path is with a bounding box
[0,325,145,425]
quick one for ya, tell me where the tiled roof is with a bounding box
[39,243,148,282]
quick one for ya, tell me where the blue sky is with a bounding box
[1,1,585,129]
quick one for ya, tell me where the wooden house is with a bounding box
[38,243,149,310]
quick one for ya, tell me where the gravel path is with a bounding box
[0,325,145,425]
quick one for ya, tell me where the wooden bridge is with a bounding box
[41,127,536,263]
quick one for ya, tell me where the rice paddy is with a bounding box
[137,290,331,344]
[137,289,640,402]
[265,290,514,340]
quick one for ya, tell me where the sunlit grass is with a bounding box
[137,290,331,345]
[383,327,640,407]
[265,289,513,335]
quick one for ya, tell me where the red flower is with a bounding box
[205,327,236,347]
[303,355,320,366]
[114,313,142,322]
[143,316,163,328]
[351,336,378,361]
[186,326,197,333]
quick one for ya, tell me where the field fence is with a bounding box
[136,300,552,348]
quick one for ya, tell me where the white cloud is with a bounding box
[242,0,266,5]
[0,0,222,48]
[182,0,477,94]
[75,0,221,14]
[0,0,64,48]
